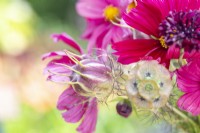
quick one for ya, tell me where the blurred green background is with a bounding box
[0,0,172,133]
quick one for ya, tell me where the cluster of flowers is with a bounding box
[43,0,200,133]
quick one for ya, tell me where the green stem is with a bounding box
[166,103,199,132]
[178,49,184,67]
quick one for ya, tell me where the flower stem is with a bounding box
[166,103,199,132]
[178,48,187,67]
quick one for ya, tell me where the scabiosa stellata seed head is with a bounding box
[125,60,173,109]
[159,10,200,51]
[116,99,132,118]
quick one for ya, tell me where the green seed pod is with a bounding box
[70,58,114,102]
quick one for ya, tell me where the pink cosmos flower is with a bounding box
[112,0,200,67]
[176,59,200,116]
[76,0,134,53]
[42,33,98,133]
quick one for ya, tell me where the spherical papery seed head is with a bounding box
[125,60,173,109]
[71,58,113,102]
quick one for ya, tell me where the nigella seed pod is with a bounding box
[69,57,114,102]
[125,60,173,109]
[116,99,132,118]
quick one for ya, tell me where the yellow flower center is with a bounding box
[127,1,137,13]
[103,5,120,21]
[159,36,168,49]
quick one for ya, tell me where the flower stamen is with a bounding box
[54,62,87,77]
[110,20,134,30]
[159,36,168,49]
[103,5,120,22]
[64,50,84,67]
[127,0,137,13]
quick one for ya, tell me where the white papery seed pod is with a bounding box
[125,60,173,109]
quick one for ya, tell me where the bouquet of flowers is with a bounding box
[43,0,200,133]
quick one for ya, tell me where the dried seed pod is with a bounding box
[125,60,173,109]
[70,58,114,102]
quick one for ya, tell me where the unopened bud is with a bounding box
[71,57,114,102]
[116,99,132,118]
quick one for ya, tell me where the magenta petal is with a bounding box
[112,39,158,51]
[167,45,200,60]
[102,26,125,50]
[76,0,106,19]
[112,39,161,63]
[44,67,71,83]
[43,57,74,83]
[176,59,200,115]
[105,0,120,6]
[77,98,98,133]
[166,45,180,59]
[184,50,200,62]
[124,0,162,37]
[57,87,87,110]
[51,33,83,54]
[57,87,78,110]
[177,72,200,92]
[173,0,200,12]
[44,61,72,75]
[87,24,109,54]
[176,60,200,92]
[101,27,114,50]
[45,61,72,83]
[105,0,128,7]
[177,91,200,116]
[188,0,200,10]
[47,75,70,83]
[81,20,101,39]
[42,51,66,60]
[62,102,87,123]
